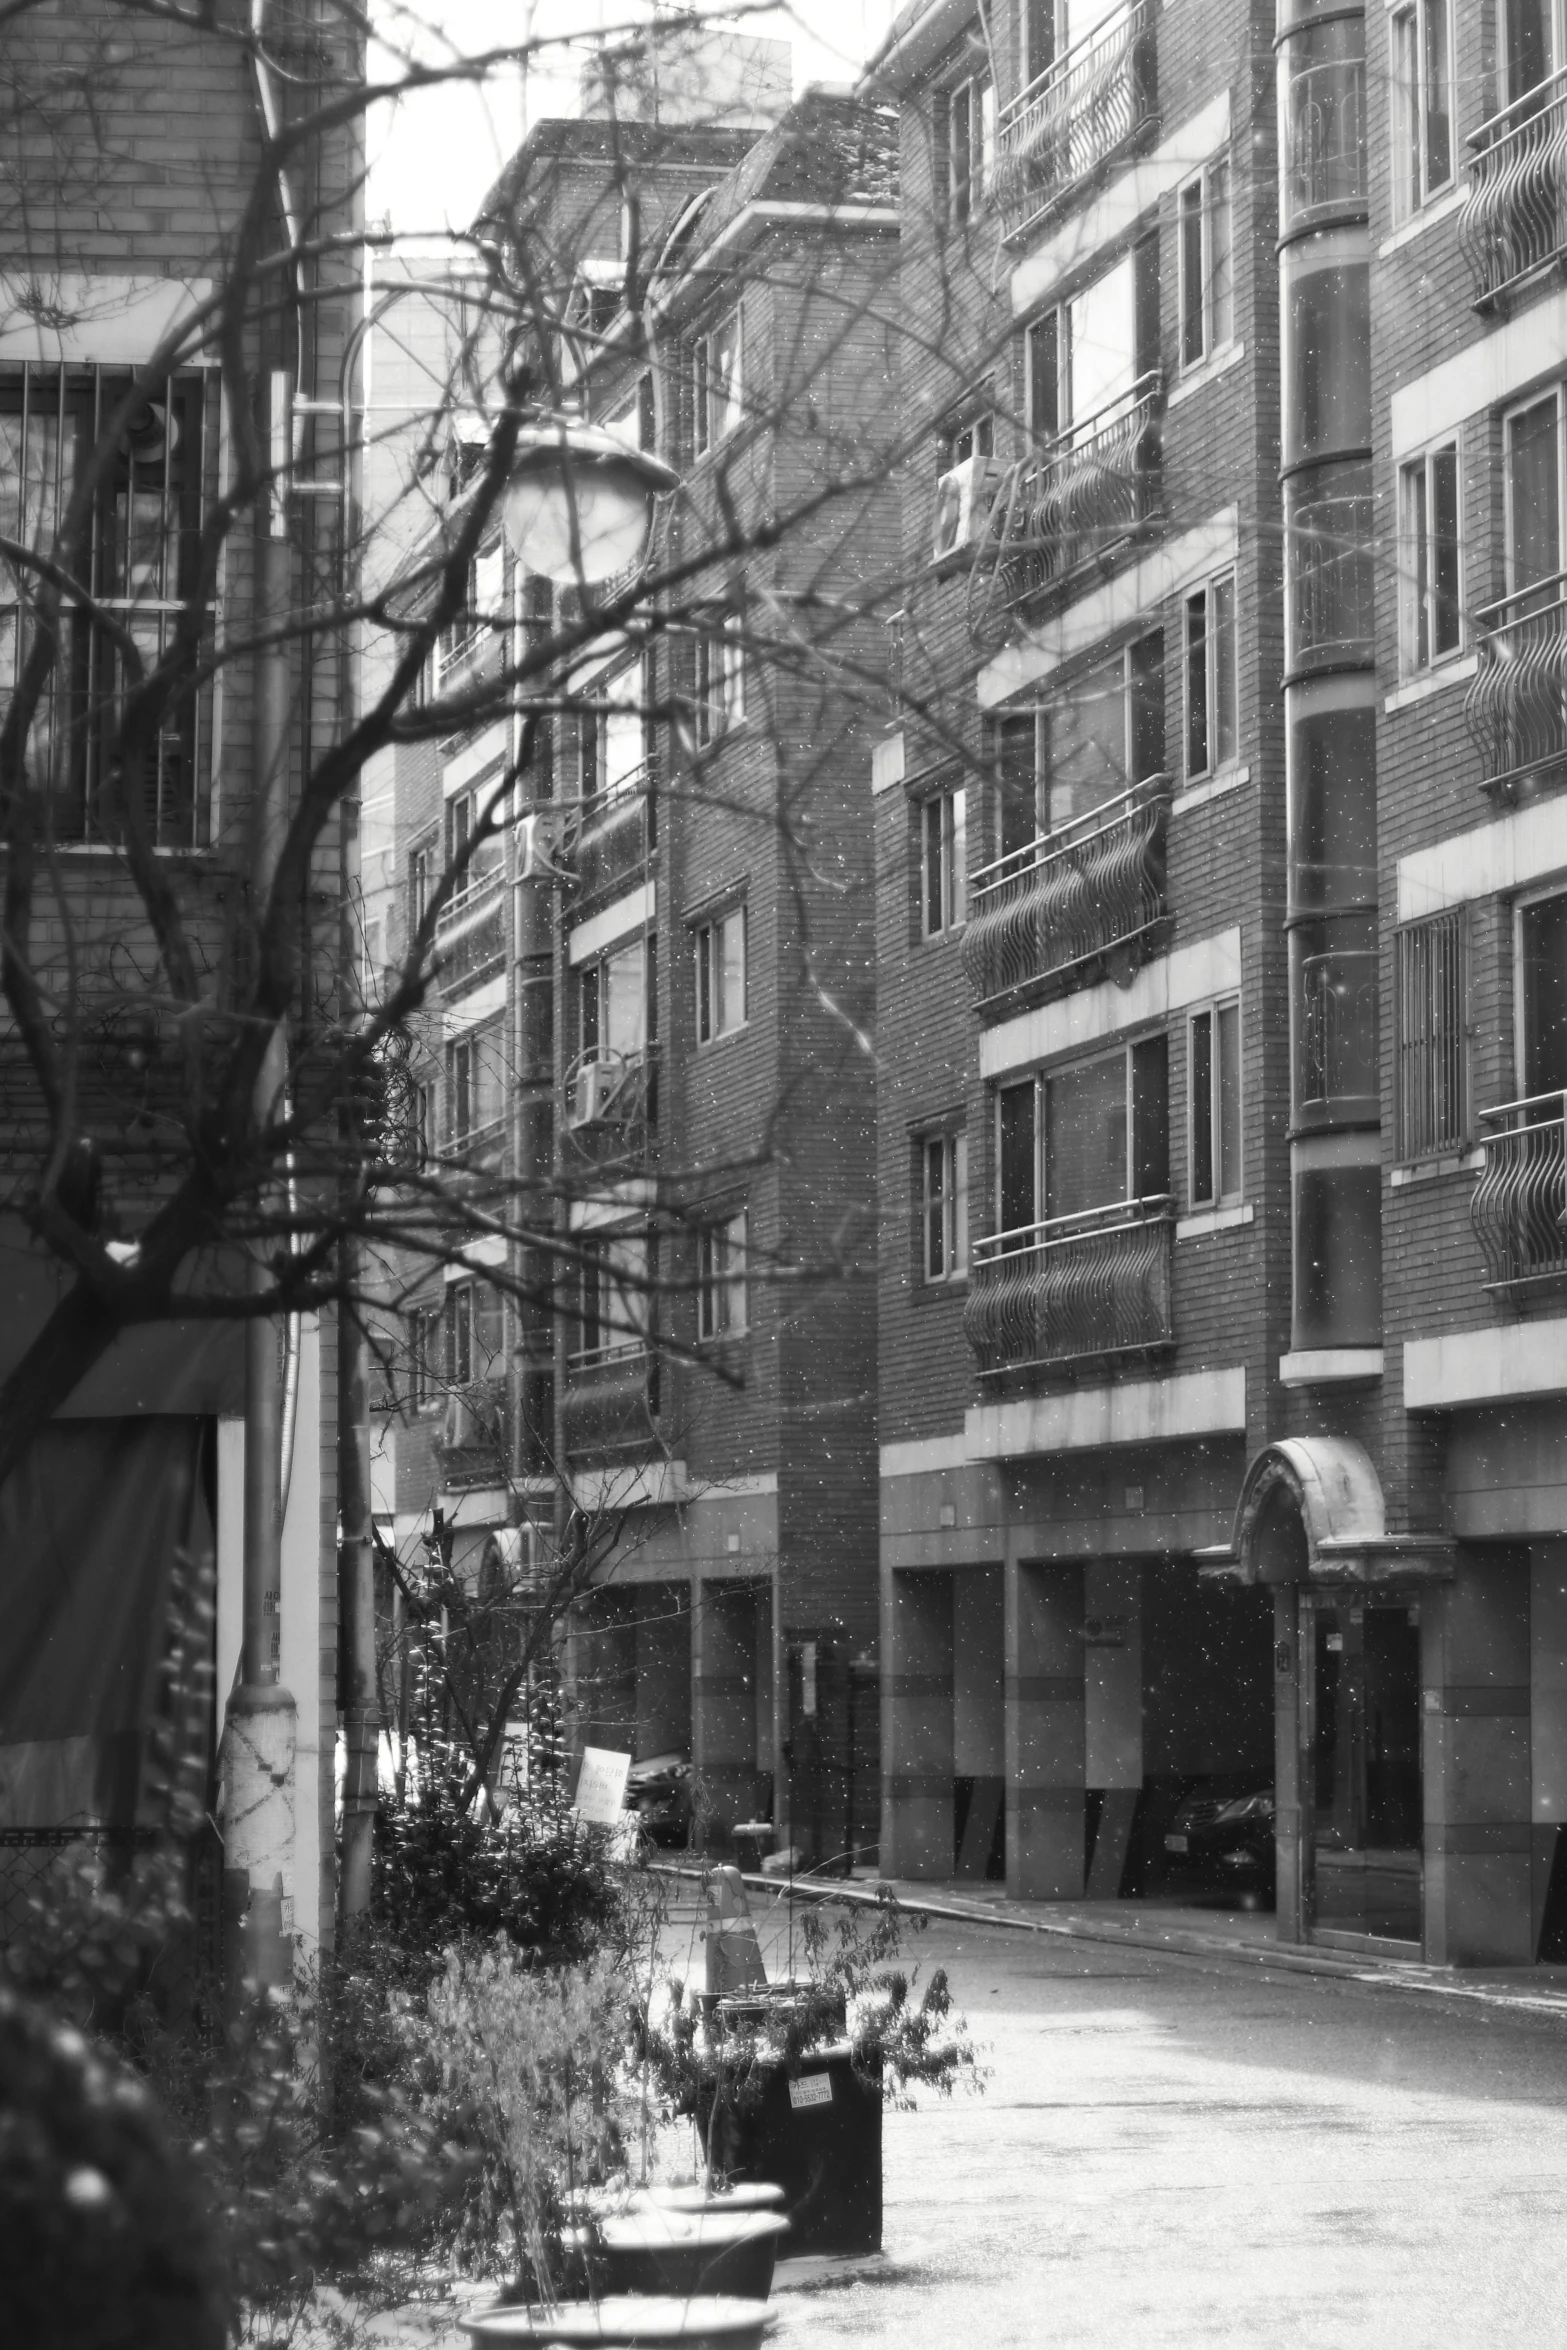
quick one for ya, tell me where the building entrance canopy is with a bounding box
[1221,1437,1454,1586]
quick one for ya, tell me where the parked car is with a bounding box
[625,1751,694,1845]
[1162,1780,1276,1898]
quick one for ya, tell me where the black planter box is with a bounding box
[696,2046,882,2257]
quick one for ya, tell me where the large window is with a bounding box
[1391,0,1453,221]
[578,1230,652,1362]
[0,363,217,845]
[577,656,648,812]
[1184,576,1237,779]
[1398,442,1462,671]
[1178,160,1234,371]
[1504,0,1559,107]
[447,1278,503,1388]
[1024,245,1153,446]
[694,614,746,744]
[1189,1001,1242,1207]
[1396,911,1466,1157]
[446,1022,507,1149]
[992,631,1164,855]
[995,1035,1168,1231]
[919,785,967,936]
[695,904,747,1042]
[941,64,994,227]
[922,1129,969,1281]
[695,311,742,453]
[1505,390,1562,597]
[1519,890,1567,1095]
[580,933,650,1060]
[698,1208,748,1338]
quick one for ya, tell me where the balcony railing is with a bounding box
[968,374,1162,634]
[1472,1092,1567,1290]
[434,865,508,994]
[960,775,1171,1010]
[1460,69,1567,306]
[964,1196,1175,1377]
[561,1347,661,1459]
[989,0,1152,243]
[1464,574,1567,794]
[566,772,652,902]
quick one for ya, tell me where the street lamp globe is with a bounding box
[503,418,677,585]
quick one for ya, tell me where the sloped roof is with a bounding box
[690,86,899,252]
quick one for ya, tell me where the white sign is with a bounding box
[788,2070,833,2111]
[574,1746,632,1826]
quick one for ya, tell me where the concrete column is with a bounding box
[1273,1587,1305,1945]
[1423,1549,1532,1966]
[693,1584,758,1843]
[883,1570,954,1879]
[1007,1560,1085,1900]
[635,1583,690,1760]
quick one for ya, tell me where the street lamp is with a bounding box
[502,418,677,585]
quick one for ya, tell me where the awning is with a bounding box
[1217,1437,1454,1586]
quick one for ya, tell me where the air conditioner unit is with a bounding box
[932,453,1005,563]
[518,811,569,881]
[568,1056,623,1128]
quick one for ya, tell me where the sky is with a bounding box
[365,0,897,241]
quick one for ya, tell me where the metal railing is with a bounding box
[1464,573,1567,793]
[963,1195,1175,1375]
[567,768,653,900]
[1282,50,1367,226]
[968,374,1161,632]
[1296,947,1379,1115]
[989,0,1151,241]
[1472,1090,1567,1288]
[959,774,1170,1008]
[1287,485,1376,667]
[434,863,508,992]
[1460,68,1567,305]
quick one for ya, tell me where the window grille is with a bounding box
[1395,911,1466,1157]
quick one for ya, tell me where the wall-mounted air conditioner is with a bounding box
[932,453,1005,564]
[518,810,569,881]
[568,1056,623,1129]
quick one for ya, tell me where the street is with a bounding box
[756,1909,1567,2350]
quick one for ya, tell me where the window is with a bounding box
[992,630,1164,855]
[578,656,649,810]
[695,904,747,1041]
[922,1130,969,1281]
[1398,442,1461,671]
[446,781,505,893]
[409,1305,436,1407]
[447,1279,503,1388]
[698,1208,748,1338]
[920,786,967,936]
[1178,160,1234,370]
[940,413,995,474]
[578,1230,652,1361]
[579,933,650,1059]
[995,1035,1168,1229]
[1396,912,1466,1157]
[1184,576,1238,778]
[413,1078,435,1167]
[1519,891,1567,1095]
[438,534,507,677]
[1391,0,1453,220]
[607,372,656,454]
[695,311,742,453]
[941,66,995,227]
[1024,244,1154,446]
[1503,0,1556,107]
[409,842,432,936]
[0,363,217,846]
[446,1022,506,1148]
[1505,391,1561,597]
[1189,1001,1242,1206]
[695,614,745,744]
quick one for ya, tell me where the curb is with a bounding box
[652,1861,1567,2022]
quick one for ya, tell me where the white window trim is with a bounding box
[1165,338,1245,412]
[1396,434,1465,678]
[920,1127,970,1283]
[1176,153,1234,376]
[693,900,748,1045]
[918,783,968,939]
[1502,382,1565,602]
[1388,0,1456,228]
[1513,880,1567,1096]
[1186,996,1244,1212]
[994,1033,1161,1228]
[698,1207,749,1340]
[1181,569,1239,784]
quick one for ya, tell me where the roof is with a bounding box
[692,86,899,249]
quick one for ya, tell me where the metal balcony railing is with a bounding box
[1471,1091,1567,1289]
[566,768,652,901]
[1286,484,1376,669]
[434,864,508,993]
[968,374,1162,633]
[964,1196,1175,1376]
[989,0,1152,243]
[959,775,1171,1009]
[1295,947,1380,1118]
[1460,69,1567,306]
[1464,574,1567,794]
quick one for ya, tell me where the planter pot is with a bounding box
[585,2210,789,2302]
[643,2182,785,2217]
[465,2296,772,2350]
[696,2046,882,2258]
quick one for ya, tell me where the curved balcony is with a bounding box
[567,772,652,903]
[964,1196,1175,1377]
[435,864,508,996]
[1465,575,1567,795]
[959,776,1170,1012]
[562,1347,661,1459]
[989,0,1154,245]
[1294,947,1379,1123]
[968,375,1162,634]
[1472,1091,1567,1290]
[1460,70,1567,308]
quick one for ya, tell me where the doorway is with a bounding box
[1304,1594,1423,1947]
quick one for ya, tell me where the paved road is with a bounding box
[760,1910,1567,2350]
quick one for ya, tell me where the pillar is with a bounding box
[1424,1549,1532,1966]
[693,1584,758,1843]
[1008,1560,1085,1900]
[1273,1587,1305,1944]
[882,1570,953,1879]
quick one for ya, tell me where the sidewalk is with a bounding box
[659,1861,1567,2019]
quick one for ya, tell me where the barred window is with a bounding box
[1395,911,1466,1158]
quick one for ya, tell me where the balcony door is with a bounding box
[1504,0,1563,106]
[1520,891,1567,1093]
[1505,391,1561,604]
[995,1035,1167,1233]
[1304,1596,1423,1947]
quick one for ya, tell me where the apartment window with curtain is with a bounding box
[995,1036,1169,1231]
[919,784,967,936]
[446,1022,506,1149]
[1189,1001,1242,1207]
[577,655,648,812]
[1398,441,1462,671]
[697,1208,748,1338]
[1391,0,1453,219]
[447,1278,503,1388]
[577,1230,653,1362]
[579,933,650,1060]
[1518,891,1567,1096]
[940,61,994,227]
[1184,576,1237,779]
[921,1129,969,1281]
[1395,911,1466,1158]
[695,903,747,1041]
[990,634,1163,859]
[1178,159,1234,370]
[1023,242,1156,445]
[695,311,742,453]
[694,614,745,744]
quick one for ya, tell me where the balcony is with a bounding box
[561,1347,660,1459]
[1472,1092,1567,1290]
[1294,947,1379,1123]
[1460,70,1567,308]
[567,774,652,903]
[439,1377,512,1487]
[562,1045,656,1173]
[964,1196,1175,1377]
[959,775,1171,1011]
[435,865,508,996]
[968,375,1162,634]
[1465,576,1567,795]
[989,0,1154,245]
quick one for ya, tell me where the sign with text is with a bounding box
[574,1746,632,1826]
[788,2070,833,2110]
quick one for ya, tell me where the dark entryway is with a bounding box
[1305,1595,1423,1946]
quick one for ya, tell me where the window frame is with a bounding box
[918,783,968,938]
[1187,997,1244,1209]
[1502,384,1564,600]
[920,1127,970,1283]
[576,1227,654,1364]
[1395,909,1468,1160]
[1177,156,1235,374]
[694,613,746,745]
[697,1206,749,1340]
[1390,0,1455,222]
[993,1032,1170,1231]
[1512,882,1567,1097]
[1397,436,1463,674]
[695,309,743,455]
[446,1276,503,1391]
[1183,571,1239,781]
[694,900,748,1044]
[941,63,996,229]
[578,931,651,1063]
